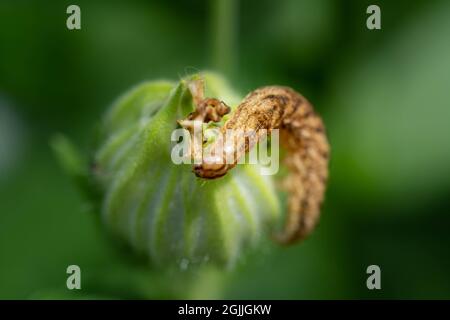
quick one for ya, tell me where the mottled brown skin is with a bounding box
[187,98,230,123]
[181,83,329,244]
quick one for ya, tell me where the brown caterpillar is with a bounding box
[179,80,329,244]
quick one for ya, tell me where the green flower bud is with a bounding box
[54,72,280,269]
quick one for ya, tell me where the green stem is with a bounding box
[211,0,238,78]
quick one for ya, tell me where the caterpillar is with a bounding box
[180,80,329,244]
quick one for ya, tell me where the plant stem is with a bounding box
[211,0,238,78]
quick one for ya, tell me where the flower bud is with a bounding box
[55,72,280,269]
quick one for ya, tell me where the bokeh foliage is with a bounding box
[1,0,450,299]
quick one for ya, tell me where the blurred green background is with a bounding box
[1,0,450,299]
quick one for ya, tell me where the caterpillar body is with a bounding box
[182,82,330,244]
